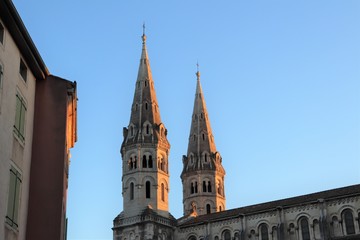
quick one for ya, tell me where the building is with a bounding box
[113,31,360,240]
[0,1,77,240]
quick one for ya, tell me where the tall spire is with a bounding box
[114,27,173,240]
[119,28,170,218]
[126,27,163,139]
[181,66,226,216]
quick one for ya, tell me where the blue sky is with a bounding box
[13,1,360,239]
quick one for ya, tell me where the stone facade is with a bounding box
[113,32,360,240]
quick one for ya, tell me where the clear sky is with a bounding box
[13,1,360,239]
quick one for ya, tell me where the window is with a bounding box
[146,125,150,134]
[0,22,4,44]
[145,181,151,198]
[343,209,355,235]
[142,155,147,168]
[260,224,269,240]
[203,181,207,192]
[206,204,211,214]
[223,230,231,240]
[300,217,310,240]
[6,166,22,228]
[130,182,134,200]
[188,236,196,240]
[161,183,165,201]
[19,59,27,82]
[14,93,26,141]
[207,181,212,192]
[148,155,153,168]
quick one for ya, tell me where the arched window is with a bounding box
[300,217,310,240]
[142,155,147,168]
[203,181,207,192]
[145,181,151,198]
[223,230,231,240]
[146,125,149,134]
[134,156,137,169]
[130,182,134,200]
[191,183,194,194]
[206,204,211,214]
[161,183,165,202]
[343,209,355,235]
[234,232,240,240]
[145,102,148,110]
[194,181,198,193]
[207,181,212,192]
[259,224,269,240]
[148,155,153,168]
[202,133,205,140]
[204,153,207,162]
[188,236,196,240]
[130,157,133,170]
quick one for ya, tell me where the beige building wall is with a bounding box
[0,18,36,240]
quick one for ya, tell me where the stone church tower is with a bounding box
[113,31,175,240]
[181,69,226,217]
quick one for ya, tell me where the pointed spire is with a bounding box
[187,65,217,166]
[124,27,166,145]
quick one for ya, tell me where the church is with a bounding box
[112,31,360,240]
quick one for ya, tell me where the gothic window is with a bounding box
[145,181,151,198]
[145,102,148,110]
[343,209,355,235]
[204,153,207,162]
[161,183,165,201]
[202,133,205,140]
[148,155,153,168]
[259,223,269,240]
[130,182,134,200]
[146,125,149,134]
[191,182,194,194]
[203,181,207,192]
[194,181,198,193]
[299,217,310,240]
[206,204,211,214]
[222,230,231,240]
[144,80,147,87]
[207,181,212,192]
[142,155,147,168]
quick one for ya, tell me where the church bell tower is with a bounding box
[181,68,226,216]
[113,29,175,240]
